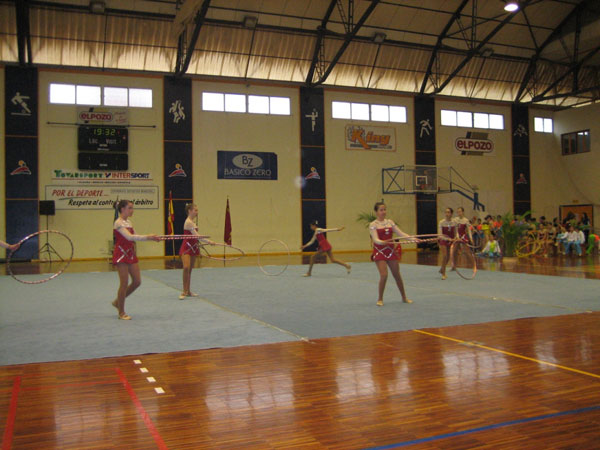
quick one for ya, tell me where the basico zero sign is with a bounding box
[454,137,494,153]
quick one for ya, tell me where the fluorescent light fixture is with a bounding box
[89,0,105,14]
[373,32,386,44]
[243,16,258,29]
[504,1,519,12]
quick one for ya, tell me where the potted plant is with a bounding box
[499,211,531,257]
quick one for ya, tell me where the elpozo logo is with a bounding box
[455,132,494,155]
[77,107,128,125]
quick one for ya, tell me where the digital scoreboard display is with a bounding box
[78,125,128,152]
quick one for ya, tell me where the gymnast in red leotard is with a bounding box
[179,203,212,300]
[301,220,351,277]
[111,199,159,320]
[369,202,413,306]
[438,207,457,280]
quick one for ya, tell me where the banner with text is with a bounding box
[217,151,278,180]
[345,125,396,152]
[45,185,159,210]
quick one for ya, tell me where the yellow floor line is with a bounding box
[413,329,600,380]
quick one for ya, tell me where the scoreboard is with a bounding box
[78,125,128,152]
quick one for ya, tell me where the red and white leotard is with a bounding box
[113,218,140,264]
[438,219,456,247]
[179,218,201,256]
[305,228,339,252]
[454,217,472,243]
[369,219,408,261]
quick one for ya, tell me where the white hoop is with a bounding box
[257,239,290,276]
[7,230,74,284]
[199,242,245,261]
[157,234,210,240]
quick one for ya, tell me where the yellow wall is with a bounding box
[193,81,301,253]
[38,70,164,258]
[435,100,513,220]
[0,66,5,252]
[324,90,416,251]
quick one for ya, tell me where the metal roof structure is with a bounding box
[2,0,600,108]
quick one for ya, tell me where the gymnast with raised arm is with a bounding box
[301,220,351,277]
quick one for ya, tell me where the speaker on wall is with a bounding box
[39,200,56,216]
[78,152,128,170]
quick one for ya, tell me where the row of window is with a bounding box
[562,130,590,155]
[331,101,407,123]
[49,83,153,108]
[201,92,291,115]
[47,84,558,136]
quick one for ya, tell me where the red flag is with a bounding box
[167,191,175,235]
[224,198,232,245]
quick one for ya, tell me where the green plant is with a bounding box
[356,211,376,227]
[500,211,531,257]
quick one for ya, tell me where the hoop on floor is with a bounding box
[198,242,245,261]
[257,239,290,276]
[7,230,74,284]
[450,240,477,280]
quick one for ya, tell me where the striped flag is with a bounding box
[167,191,175,235]
[224,198,232,245]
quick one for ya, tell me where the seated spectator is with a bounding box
[586,232,599,255]
[564,225,584,256]
[478,232,501,258]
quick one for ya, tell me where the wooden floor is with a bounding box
[2,251,600,449]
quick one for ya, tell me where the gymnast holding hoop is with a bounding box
[369,202,412,307]
[179,203,213,300]
[0,240,20,252]
[301,220,351,277]
[111,199,160,320]
[438,207,457,280]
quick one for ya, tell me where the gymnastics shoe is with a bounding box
[179,293,186,300]
[118,314,131,320]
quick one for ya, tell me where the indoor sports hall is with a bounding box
[1,1,599,449]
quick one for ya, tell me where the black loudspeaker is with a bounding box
[78,152,128,170]
[39,200,56,216]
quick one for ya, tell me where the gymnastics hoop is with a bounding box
[257,239,290,276]
[157,234,210,240]
[450,240,477,280]
[198,242,245,261]
[7,230,74,284]
[392,234,452,244]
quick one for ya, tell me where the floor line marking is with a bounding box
[362,404,600,449]
[413,329,600,379]
[1,376,20,450]
[115,368,168,450]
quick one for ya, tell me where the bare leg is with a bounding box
[305,250,323,276]
[113,263,141,319]
[181,253,192,297]
[388,259,412,303]
[439,245,450,279]
[375,260,388,305]
[325,249,351,273]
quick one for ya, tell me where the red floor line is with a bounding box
[20,380,121,391]
[115,368,168,450]
[1,376,21,450]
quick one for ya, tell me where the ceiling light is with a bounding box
[373,32,386,44]
[89,0,105,14]
[481,47,494,57]
[243,16,258,29]
[504,1,519,12]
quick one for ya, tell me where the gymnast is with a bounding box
[438,207,457,280]
[111,199,160,320]
[369,202,412,306]
[301,220,351,277]
[179,203,213,299]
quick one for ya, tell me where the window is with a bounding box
[562,130,590,155]
[49,83,152,108]
[534,117,553,133]
[440,109,505,130]
[202,92,291,116]
[331,101,407,123]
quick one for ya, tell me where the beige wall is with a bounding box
[324,90,416,251]
[38,70,164,259]
[0,67,5,251]
[435,100,513,220]
[192,81,301,253]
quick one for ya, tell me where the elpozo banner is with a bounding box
[454,131,495,156]
[345,125,396,152]
[217,151,278,180]
[77,107,128,126]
